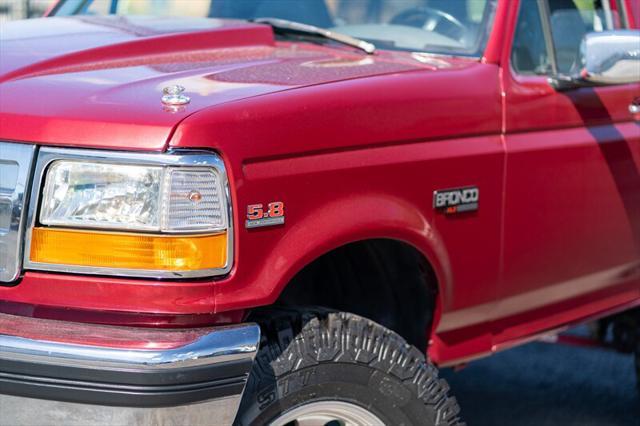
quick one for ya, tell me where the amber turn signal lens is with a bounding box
[30,227,227,271]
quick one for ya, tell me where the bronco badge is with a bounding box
[433,187,479,214]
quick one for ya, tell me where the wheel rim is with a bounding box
[270,401,385,426]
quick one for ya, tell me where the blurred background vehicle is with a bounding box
[0,0,53,22]
[0,0,212,22]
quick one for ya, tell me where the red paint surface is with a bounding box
[1,1,639,366]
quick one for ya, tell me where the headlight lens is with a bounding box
[41,162,162,231]
[40,161,226,233]
[27,150,231,279]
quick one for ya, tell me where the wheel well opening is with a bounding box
[275,239,438,352]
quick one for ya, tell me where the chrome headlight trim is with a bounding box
[23,148,233,279]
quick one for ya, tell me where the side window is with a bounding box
[511,0,628,76]
[548,0,626,74]
[511,1,551,75]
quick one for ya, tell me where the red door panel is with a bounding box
[496,0,640,332]
[502,121,639,302]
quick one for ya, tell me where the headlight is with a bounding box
[40,162,226,232]
[25,149,231,279]
[40,162,163,231]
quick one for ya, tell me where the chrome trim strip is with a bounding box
[0,323,260,371]
[23,148,234,279]
[0,142,36,283]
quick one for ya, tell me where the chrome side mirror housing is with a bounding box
[579,30,640,85]
[550,29,639,90]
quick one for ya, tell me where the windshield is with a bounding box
[52,0,497,57]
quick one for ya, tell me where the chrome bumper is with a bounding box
[0,313,260,425]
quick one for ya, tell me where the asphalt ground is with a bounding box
[441,329,640,426]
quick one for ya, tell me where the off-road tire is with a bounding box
[234,307,464,426]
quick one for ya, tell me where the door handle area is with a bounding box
[630,98,640,115]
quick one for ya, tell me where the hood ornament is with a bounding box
[161,85,190,107]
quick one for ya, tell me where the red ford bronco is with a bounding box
[1,1,639,425]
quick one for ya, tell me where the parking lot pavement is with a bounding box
[441,330,639,426]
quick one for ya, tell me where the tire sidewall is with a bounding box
[240,362,433,425]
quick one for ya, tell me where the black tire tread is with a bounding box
[240,307,464,426]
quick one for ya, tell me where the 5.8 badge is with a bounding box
[246,201,285,229]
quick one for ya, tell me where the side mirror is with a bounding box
[579,30,640,85]
[551,30,640,89]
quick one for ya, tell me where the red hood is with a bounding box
[0,16,440,150]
